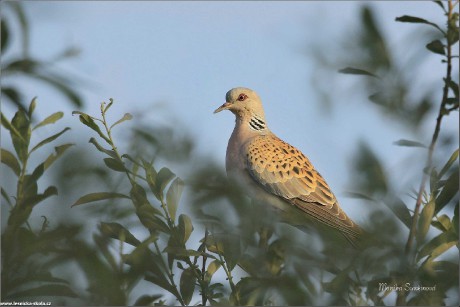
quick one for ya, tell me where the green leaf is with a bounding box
[103,157,126,172]
[11,109,31,163]
[447,16,459,45]
[383,197,412,228]
[417,200,436,243]
[433,1,446,12]
[1,187,13,206]
[103,99,114,113]
[393,139,426,148]
[134,295,162,306]
[343,192,375,201]
[417,230,458,261]
[431,214,452,232]
[395,15,444,34]
[100,222,141,247]
[163,246,203,257]
[1,148,21,176]
[144,273,176,295]
[157,167,176,196]
[205,260,222,283]
[7,284,78,299]
[136,204,170,233]
[28,97,37,118]
[446,80,459,99]
[146,166,176,200]
[453,203,459,236]
[178,214,193,244]
[110,113,133,129]
[439,149,458,178]
[72,112,110,144]
[2,87,26,113]
[71,192,130,207]
[435,168,459,214]
[1,19,9,54]
[338,67,377,78]
[180,267,197,305]
[166,178,184,223]
[89,137,116,158]
[43,143,74,170]
[1,112,25,141]
[426,39,445,55]
[32,111,64,130]
[131,184,168,232]
[29,127,70,154]
[22,186,58,208]
[20,163,45,199]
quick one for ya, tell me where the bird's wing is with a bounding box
[245,134,361,239]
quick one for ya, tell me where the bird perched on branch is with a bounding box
[214,87,363,247]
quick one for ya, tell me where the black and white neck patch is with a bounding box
[249,114,267,131]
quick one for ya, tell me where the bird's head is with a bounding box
[214,87,266,121]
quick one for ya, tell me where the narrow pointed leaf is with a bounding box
[205,260,222,282]
[1,187,13,206]
[338,67,377,78]
[163,246,202,257]
[1,148,20,176]
[1,112,24,140]
[43,143,74,170]
[166,178,184,223]
[103,99,114,113]
[23,186,58,208]
[417,230,458,261]
[28,97,37,118]
[395,15,444,34]
[72,112,110,143]
[383,197,412,228]
[30,127,70,154]
[433,1,446,11]
[439,149,458,178]
[11,110,31,163]
[393,139,426,148]
[110,113,133,129]
[180,267,197,305]
[72,192,129,207]
[453,204,459,236]
[435,169,459,214]
[417,200,435,243]
[446,80,459,99]
[134,295,162,306]
[103,157,126,172]
[2,88,26,113]
[157,167,176,195]
[7,284,77,298]
[33,112,64,130]
[178,214,193,244]
[100,222,141,246]
[431,214,451,232]
[89,137,116,158]
[426,40,445,55]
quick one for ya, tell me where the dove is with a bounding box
[214,87,363,246]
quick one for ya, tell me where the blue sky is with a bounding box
[2,1,458,305]
[3,1,457,224]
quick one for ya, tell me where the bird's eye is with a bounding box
[238,94,247,101]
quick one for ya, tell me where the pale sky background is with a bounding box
[3,1,455,220]
[1,1,458,304]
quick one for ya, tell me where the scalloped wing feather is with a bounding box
[245,134,362,242]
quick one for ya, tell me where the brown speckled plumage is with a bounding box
[214,87,363,246]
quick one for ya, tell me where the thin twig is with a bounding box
[404,0,454,257]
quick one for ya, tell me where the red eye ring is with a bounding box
[238,94,247,101]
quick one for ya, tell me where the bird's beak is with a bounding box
[213,102,232,114]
